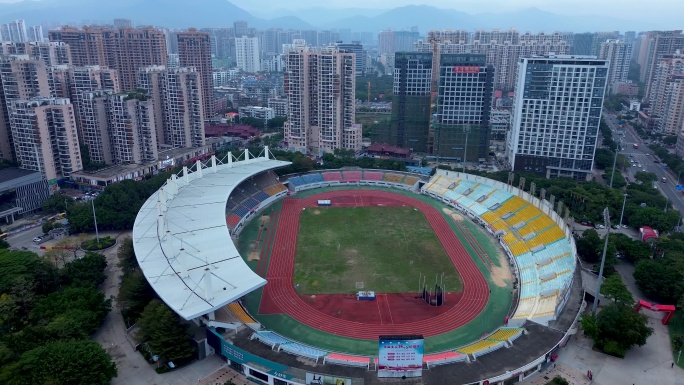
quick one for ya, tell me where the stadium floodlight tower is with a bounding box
[592,207,611,314]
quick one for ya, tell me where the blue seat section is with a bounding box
[245,198,260,210]
[255,191,270,202]
[469,184,495,199]
[255,331,291,346]
[288,176,305,187]
[302,174,324,184]
[520,279,539,299]
[233,205,249,217]
[452,180,477,195]
[484,190,514,207]
[280,342,329,359]
[516,252,535,269]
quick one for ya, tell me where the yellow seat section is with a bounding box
[457,339,502,355]
[480,211,499,225]
[525,227,566,249]
[228,302,256,324]
[493,196,527,217]
[504,205,539,226]
[502,231,519,245]
[486,328,523,341]
[508,241,529,256]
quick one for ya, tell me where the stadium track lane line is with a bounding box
[261,190,490,339]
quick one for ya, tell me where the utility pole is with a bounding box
[593,207,611,315]
[463,127,470,173]
[618,194,628,228]
[609,139,621,188]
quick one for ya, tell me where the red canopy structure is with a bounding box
[635,299,676,325]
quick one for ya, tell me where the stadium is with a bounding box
[132,148,584,385]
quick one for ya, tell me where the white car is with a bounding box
[32,237,42,243]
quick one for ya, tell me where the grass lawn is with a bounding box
[294,206,462,294]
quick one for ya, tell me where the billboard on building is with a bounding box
[377,335,424,378]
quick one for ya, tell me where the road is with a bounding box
[603,112,684,216]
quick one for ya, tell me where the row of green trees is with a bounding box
[0,249,116,384]
[116,238,196,366]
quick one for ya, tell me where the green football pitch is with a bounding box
[293,206,462,294]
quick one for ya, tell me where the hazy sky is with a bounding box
[0,0,676,21]
[227,0,674,19]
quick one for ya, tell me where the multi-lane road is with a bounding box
[603,112,684,216]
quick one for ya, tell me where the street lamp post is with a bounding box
[609,139,622,188]
[592,207,611,315]
[91,198,100,243]
[678,170,683,185]
[619,194,628,229]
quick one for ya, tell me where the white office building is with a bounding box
[506,55,609,181]
[236,36,261,73]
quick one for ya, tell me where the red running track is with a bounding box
[259,190,489,340]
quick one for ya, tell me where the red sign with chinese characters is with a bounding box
[452,66,481,74]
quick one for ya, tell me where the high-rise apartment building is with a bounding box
[9,98,82,181]
[507,56,608,180]
[415,30,571,91]
[647,52,684,134]
[176,29,213,118]
[433,54,494,161]
[0,20,28,43]
[599,39,633,94]
[48,26,167,90]
[639,31,684,102]
[0,41,71,66]
[571,33,594,55]
[283,40,360,154]
[107,92,158,164]
[235,36,261,73]
[378,30,420,55]
[79,90,113,164]
[137,66,205,149]
[26,25,44,42]
[0,55,53,161]
[378,52,433,152]
[233,21,249,38]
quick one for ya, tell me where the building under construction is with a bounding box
[376,52,432,153]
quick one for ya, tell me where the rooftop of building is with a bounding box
[0,167,41,184]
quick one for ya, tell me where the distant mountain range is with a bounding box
[0,0,665,33]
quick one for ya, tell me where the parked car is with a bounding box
[32,237,42,243]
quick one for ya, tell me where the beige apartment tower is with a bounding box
[648,52,684,134]
[176,29,213,118]
[8,98,82,181]
[137,66,205,149]
[48,26,167,91]
[0,55,53,161]
[283,40,360,155]
[107,93,159,164]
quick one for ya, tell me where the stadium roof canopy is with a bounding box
[132,148,290,320]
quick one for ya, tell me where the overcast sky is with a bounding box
[228,0,674,19]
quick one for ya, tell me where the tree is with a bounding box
[581,302,653,357]
[600,274,634,306]
[117,269,155,324]
[546,376,569,385]
[42,221,54,234]
[41,193,71,213]
[634,171,658,185]
[0,249,58,296]
[136,299,195,363]
[30,286,111,335]
[628,207,681,234]
[603,168,626,188]
[0,339,117,385]
[633,259,682,303]
[116,237,137,274]
[61,252,108,287]
[576,229,602,263]
[0,239,8,249]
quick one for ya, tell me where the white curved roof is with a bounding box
[132,149,291,320]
